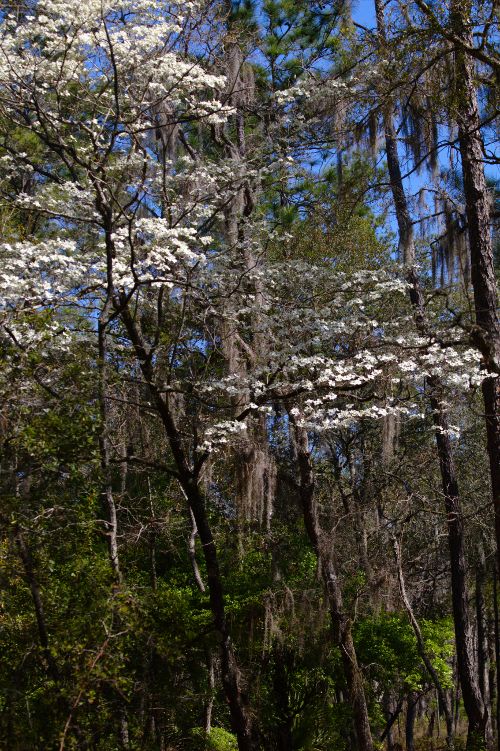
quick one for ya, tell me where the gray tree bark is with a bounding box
[373,3,487,747]
[291,417,374,751]
[450,0,500,625]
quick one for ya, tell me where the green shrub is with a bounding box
[190,727,238,751]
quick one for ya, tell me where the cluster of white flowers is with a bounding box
[0,240,89,308]
[433,423,462,440]
[0,0,231,151]
[185,259,496,444]
[198,420,248,453]
[291,403,423,433]
[274,75,350,106]
[107,223,210,289]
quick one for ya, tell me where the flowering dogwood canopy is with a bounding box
[0,0,493,457]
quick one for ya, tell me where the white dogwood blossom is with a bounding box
[0,0,492,457]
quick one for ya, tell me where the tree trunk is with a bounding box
[272,646,294,751]
[432,406,486,750]
[382,691,399,750]
[476,550,493,745]
[117,303,256,751]
[186,479,255,751]
[98,316,122,584]
[291,418,374,751]
[204,652,216,735]
[450,0,500,624]
[373,3,487,746]
[406,692,419,751]
[393,535,454,748]
[15,528,60,684]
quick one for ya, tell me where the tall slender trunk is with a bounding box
[406,692,419,751]
[272,646,294,751]
[380,694,405,747]
[450,0,500,598]
[221,33,275,532]
[348,448,377,604]
[118,303,256,751]
[291,418,374,751]
[374,2,486,747]
[98,316,122,584]
[476,549,493,747]
[184,478,255,751]
[204,651,216,735]
[187,507,206,594]
[95,181,256,749]
[97,315,130,747]
[445,19,497,724]
[15,528,60,684]
[393,534,454,748]
[432,405,486,748]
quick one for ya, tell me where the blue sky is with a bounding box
[352,0,376,29]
